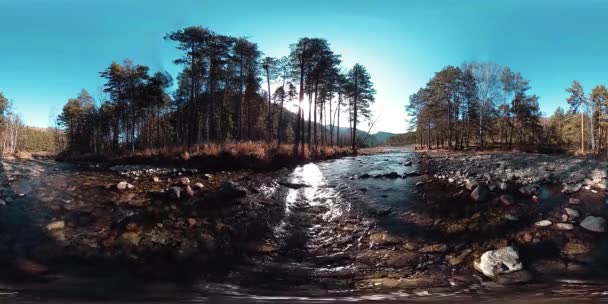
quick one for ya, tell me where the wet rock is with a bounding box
[179,177,190,186]
[466,179,479,191]
[116,181,132,191]
[569,197,582,205]
[193,182,204,190]
[46,220,65,231]
[563,240,591,255]
[415,181,426,187]
[369,232,402,245]
[418,243,448,253]
[184,185,195,198]
[362,277,436,289]
[535,220,552,227]
[499,182,508,191]
[221,181,247,198]
[359,173,371,179]
[384,172,401,179]
[474,246,523,278]
[447,249,472,266]
[169,187,181,200]
[279,182,312,189]
[152,177,160,183]
[504,214,519,221]
[564,208,580,219]
[518,184,538,196]
[499,194,515,206]
[120,231,142,246]
[580,216,606,232]
[386,252,418,267]
[0,199,5,206]
[562,183,583,194]
[495,270,533,285]
[554,223,574,230]
[15,258,48,275]
[470,184,489,202]
[403,161,413,166]
[529,260,567,274]
[147,229,171,245]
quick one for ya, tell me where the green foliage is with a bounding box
[18,127,56,152]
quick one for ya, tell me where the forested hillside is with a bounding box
[54,26,376,158]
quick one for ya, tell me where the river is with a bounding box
[1,148,608,303]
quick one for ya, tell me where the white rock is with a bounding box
[116,181,129,190]
[564,208,580,219]
[535,220,553,227]
[554,223,574,230]
[46,220,65,231]
[580,216,606,233]
[474,246,523,278]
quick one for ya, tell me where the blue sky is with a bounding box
[1,0,607,133]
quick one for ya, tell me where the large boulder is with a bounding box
[474,246,523,278]
[470,184,489,202]
[221,181,247,198]
[580,216,606,233]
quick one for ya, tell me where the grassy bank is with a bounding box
[57,142,359,171]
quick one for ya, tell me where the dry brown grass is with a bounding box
[59,141,356,171]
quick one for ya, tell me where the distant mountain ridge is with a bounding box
[330,127,400,146]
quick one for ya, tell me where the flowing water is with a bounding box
[2,149,608,303]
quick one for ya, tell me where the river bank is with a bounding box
[407,150,608,284]
[2,148,608,302]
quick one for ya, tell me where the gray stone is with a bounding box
[499,194,515,206]
[495,270,533,285]
[221,181,247,198]
[474,246,523,278]
[569,197,582,205]
[179,177,190,186]
[580,216,606,233]
[562,183,583,194]
[169,187,181,200]
[519,184,538,196]
[554,223,574,230]
[470,184,489,202]
[116,181,130,191]
[564,208,580,219]
[535,220,552,227]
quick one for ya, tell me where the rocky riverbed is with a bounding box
[2,150,608,302]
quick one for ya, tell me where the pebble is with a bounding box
[535,220,553,227]
[564,208,580,219]
[554,223,574,230]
